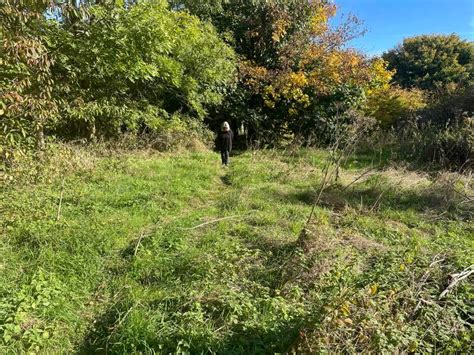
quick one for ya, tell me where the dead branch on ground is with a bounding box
[439,265,474,299]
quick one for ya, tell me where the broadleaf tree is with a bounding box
[1,0,236,156]
[172,0,394,145]
[383,34,474,91]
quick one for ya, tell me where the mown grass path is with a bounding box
[1,149,473,353]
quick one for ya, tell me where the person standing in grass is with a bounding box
[217,121,233,166]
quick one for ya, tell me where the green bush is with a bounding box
[397,118,473,170]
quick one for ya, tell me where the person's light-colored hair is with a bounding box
[221,121,230,131]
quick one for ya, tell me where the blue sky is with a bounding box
[333,0,474,56]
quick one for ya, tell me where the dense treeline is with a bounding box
[1,0,473,169]
[1,0,235,159]
[173,0,391,143]
[382,35,473,168]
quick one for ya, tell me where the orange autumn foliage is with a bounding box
[237,2,393,117]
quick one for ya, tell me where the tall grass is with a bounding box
[1,147,472,353]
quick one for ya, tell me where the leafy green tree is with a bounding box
[1,0,236,153]
[0,0,91,156]
[0,0,57,157]
[173,0,389,145]
[51,0,236,139]
[383,34,474,91]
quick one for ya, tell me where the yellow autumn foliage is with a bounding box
[365,86,426,127]
[310,3,336,36]
[238,3,397,118]
[272,18,289,43]
[366,58,394,92]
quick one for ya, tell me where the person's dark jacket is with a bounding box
[217,129,233,152]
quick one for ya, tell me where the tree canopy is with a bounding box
[383,34,474,91]
[1,0,236,157]
[1,0,472,162]
[173,0,392,143]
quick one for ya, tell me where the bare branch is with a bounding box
[181,211,257,231]
[439,265,474,299]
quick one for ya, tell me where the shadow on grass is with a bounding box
[77,303,129,354]
[249,239,303,291]
[216,320,304,354]
[273,183,471,218]
[79,306,304,354]
[78,233,307,354]
[342,148,393,170]
[78,219,324,353]
[220,174,232,186]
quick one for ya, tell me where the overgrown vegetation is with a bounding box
[1,1,473,169]
[1,148,472,353]
[381,34,473,170]
[1,0,235,162]
[1,1,473,352]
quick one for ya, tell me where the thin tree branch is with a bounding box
[181,211,257,231]
[56,176,66,221]
[439,265,474,298]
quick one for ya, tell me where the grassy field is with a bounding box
[1,148,473,353]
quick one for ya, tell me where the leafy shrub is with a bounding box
[114,114,215,152]
[365,86,426,127]
[397,117,473,170]
[418,85,474,127]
